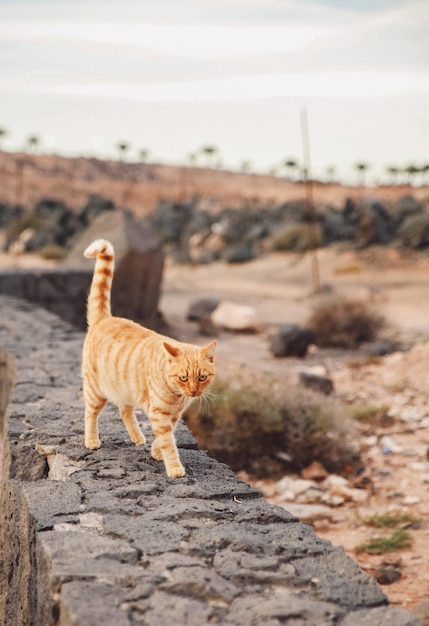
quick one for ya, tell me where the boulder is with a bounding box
[271,325,316,358]
[221,243,254,263]
[187,298,221,321]
[78,194,116,227]
[299,372,334,395]
[211,301,259,332]
[63,210,164,330]
[396,213,429,249]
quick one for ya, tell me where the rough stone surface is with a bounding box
[0,210,164,331]
[0,294,423,625]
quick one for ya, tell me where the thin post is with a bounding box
[300,106,321,293]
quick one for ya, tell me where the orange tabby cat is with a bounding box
[82,239,216,478]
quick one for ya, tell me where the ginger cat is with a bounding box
[82,239,216,478]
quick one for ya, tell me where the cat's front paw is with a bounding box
[133,434,146,446]
[85,437,101,450]
[167,464,185,478]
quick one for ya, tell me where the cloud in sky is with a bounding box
[0,0,428,181]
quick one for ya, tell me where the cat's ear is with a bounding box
[163,341,180,358]
[202,340,217,363]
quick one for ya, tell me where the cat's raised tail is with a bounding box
[84,239,114,328]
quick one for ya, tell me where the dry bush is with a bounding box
[185,374,359,478]
[6,213,42,240]
[39,244,67,260]
[308,297,385,348]
[269,222,322,252]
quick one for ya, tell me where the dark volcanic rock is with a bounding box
[271,324,316,358]
[300,372,334,395]
[0,296,422,626]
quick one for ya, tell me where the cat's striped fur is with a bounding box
[82,239,216,478]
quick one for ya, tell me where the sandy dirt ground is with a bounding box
[2,245,429,617]
[159,247,429,616]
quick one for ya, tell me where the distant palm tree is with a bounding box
[386,165,399,185]
[200,145,218,168]
[26,134,40,153]
[325,165,336,184]
[283,158,299,181]
[139,149,149,163]
[404,163,419,186]
[240,160,252,173]
[0,127,8,150]
[187,152,198,167]
[354,161,370,187]
[117,141,130,162]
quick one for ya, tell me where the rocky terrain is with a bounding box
[1,151,429,620]
[159,247,429,620]
[1,150,428,218]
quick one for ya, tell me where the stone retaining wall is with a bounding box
[0,268,91,329]
[0,294,422,625]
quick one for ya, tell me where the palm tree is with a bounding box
[139,149,149,163]
[404,163,419,186]
[0,127,8,151]
[386,165,399,185]
[283,158,299,181]
[187,152,198,167]
[26,134,40,153]
[325,165,336,184]
[354,161,370,187]
[200,145,218,168]
[240,160,252,174]
[117,141,130,162]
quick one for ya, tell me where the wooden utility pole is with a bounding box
[300,106,321,293]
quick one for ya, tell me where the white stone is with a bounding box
[380,435,402,453]
[399,407,425,422]
[320,493,345,506]
[323,475,350,489]
[211,301,259,331]
[296,487,324,504]
[362,436,378,447]
[409,462,427,472]
[403,495,421,505]
[275,477,317,499]
[277,502,335,522]
[301,365,328,377]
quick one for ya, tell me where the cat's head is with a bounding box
[163,340,216,398]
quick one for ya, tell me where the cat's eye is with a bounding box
[179,375,189,382]
[198,375,207,381]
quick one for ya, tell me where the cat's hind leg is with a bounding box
[84,395,106,450]
[120,405,146,446]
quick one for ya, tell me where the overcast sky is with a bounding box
[1,0,428,183]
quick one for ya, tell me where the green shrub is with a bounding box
[185,374,359,478]
[269,222,322,252]
[365,511,417,528]
[355,528,413,555]
[308,297,385,348]
[39,244,67,260]
[348,404,391,426]
[6,213,42,240]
